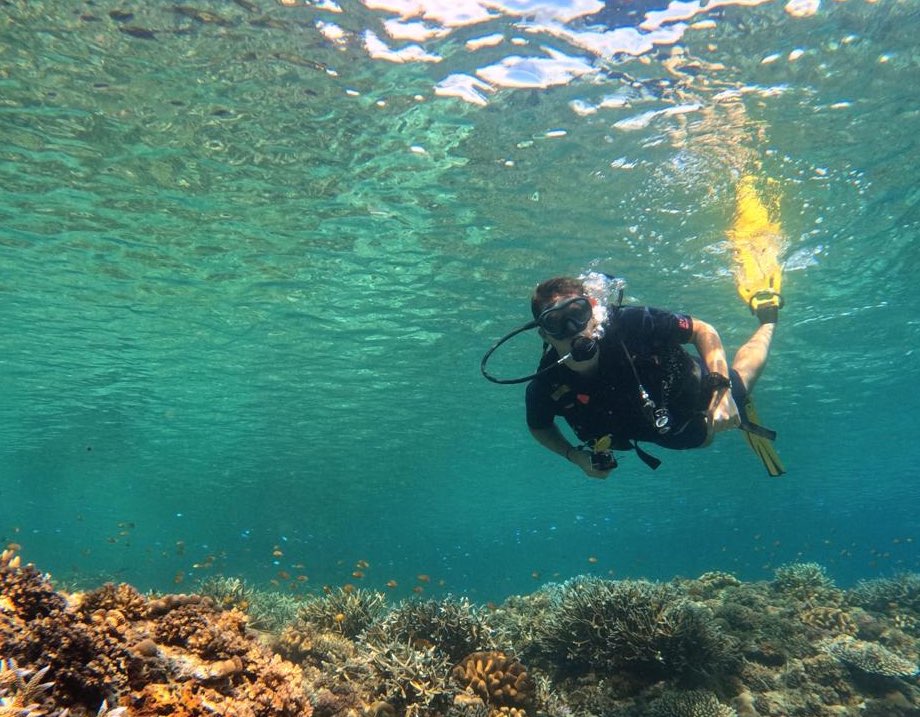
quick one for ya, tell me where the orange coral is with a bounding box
[800,607,858,637]
[0,548,312,717]
[453,651,533,714]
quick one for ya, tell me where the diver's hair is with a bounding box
[531,277,586,318]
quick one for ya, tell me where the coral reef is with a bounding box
[4,547,920,717]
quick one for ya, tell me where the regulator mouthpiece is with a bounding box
[570,335,598,362]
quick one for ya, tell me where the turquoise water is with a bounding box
[1,0,918,602]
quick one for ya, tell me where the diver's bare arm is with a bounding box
[690,317,740,432]
[529,425,576,461]
[690,318,730,377]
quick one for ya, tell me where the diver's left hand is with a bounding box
[706,390,741,440]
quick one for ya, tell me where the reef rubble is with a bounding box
[2,550,919,717]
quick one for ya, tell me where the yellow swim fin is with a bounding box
[739,394,786,477]
[727,175,786,320]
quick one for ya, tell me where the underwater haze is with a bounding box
[1,0,918,601]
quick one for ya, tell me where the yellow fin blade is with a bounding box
[727,175,785,308]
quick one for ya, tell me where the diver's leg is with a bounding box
[731,322,775,392]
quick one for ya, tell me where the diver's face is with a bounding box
[537,294,598,359]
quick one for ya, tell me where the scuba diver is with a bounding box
[480,176,787,476]
[481,274,783,476]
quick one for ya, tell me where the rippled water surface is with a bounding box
[2,0,918,598]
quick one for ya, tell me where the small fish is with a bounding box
[385,580,398,589]
[355,559,369,569]
[416,574,430,583]
[352,570,364,579]
[587,556,598,564]
[412,586,424,594]
[119,26,157,40]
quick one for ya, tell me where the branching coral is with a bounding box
[771,563,840,605]
[195,577,303,632]
[648,689,737,717]
[363,641,455,715]
[452,651,533,713]
[821,636,918,678]
[295,588,386,639]
[530,577,736,683]
[196,576,255,613]
[847,573,920,615]
[364,597,497,663]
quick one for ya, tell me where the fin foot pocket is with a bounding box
[749,290,784,324]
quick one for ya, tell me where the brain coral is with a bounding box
[822,636,918,678]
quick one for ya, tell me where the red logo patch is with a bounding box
[576,394,590,404]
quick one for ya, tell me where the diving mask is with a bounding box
[537,296,593,339]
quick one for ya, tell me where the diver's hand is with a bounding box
[707,390,740,438]
[569,449,614,479]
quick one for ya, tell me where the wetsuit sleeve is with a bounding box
[525,380,557,430]
[617,306,693,344]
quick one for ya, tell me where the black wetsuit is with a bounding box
[526,306,712,453]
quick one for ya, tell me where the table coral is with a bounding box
[821,636,918,678]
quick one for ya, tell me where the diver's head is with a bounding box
[531,278,600,365]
